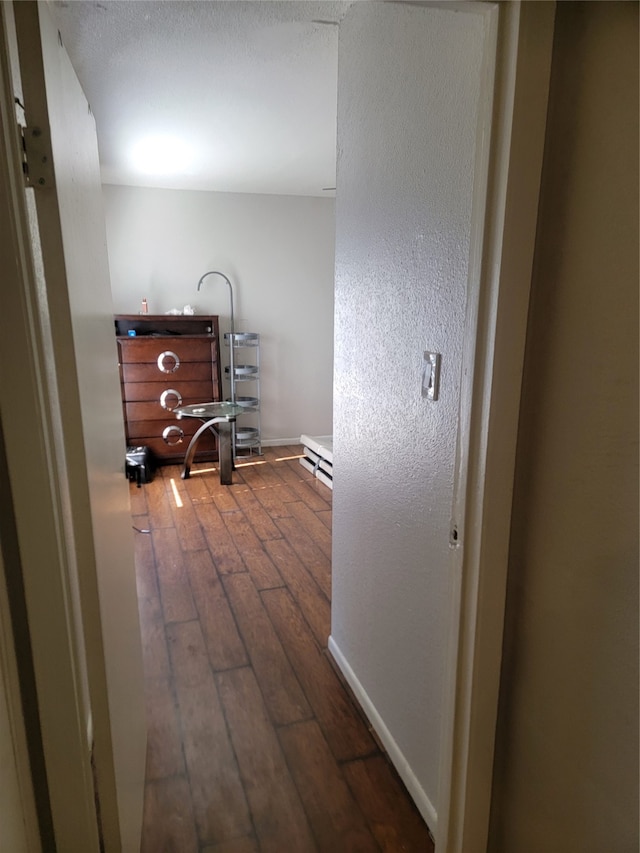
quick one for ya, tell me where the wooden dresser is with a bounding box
[115,314,222,464]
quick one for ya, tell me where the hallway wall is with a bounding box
[490,4,639,850]
[331,1,487,825]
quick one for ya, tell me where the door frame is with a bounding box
[437,3,555,851]
[0,5,103,849]
[0,540,41,851]
[12,3,147,849]
[0,1,147,849]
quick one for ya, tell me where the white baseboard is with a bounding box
[261,437,303,447]
[328,635,438,834]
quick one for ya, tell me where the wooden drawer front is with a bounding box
[121,380,213,407]
[120,361,213,384]
[118,337,214,367]
[125,396,218,422]
[126,418,218,461]
[127,417,205,441]
[133,432,218,462]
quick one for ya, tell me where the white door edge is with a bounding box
[0,4,102,850]
[437,3,556,852]
[9,3,147,849]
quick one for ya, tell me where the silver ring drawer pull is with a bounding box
[157,350,180,373]
[160,389,183,411]
[162,425,184,446]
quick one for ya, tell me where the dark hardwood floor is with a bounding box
[130,445,434,853]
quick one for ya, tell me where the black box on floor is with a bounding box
[125,445,155,487]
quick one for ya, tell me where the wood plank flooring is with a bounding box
[130,445,434,853]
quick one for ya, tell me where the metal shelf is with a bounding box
[224,332,261,457]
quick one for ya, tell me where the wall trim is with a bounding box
[436,3,556,852]
[261,437,304,448]
[328,635,438,832]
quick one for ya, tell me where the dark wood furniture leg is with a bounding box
[217,421,233,485]
[180,417,234,484]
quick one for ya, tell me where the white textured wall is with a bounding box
[332,2,485,821]
[489,3,639,851]
[102,185,335,442]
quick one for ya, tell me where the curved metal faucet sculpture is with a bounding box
[197,270,236,402]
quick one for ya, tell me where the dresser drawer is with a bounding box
[120,361,213,384]
[127,417,205,441]
[125,395,220,422]
[121,381,213,408]
[131,431,218,462]
[118,337,215,368]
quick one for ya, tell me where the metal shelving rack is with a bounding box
[224,331,261,457]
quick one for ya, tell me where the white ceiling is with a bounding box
[51,0,351,196]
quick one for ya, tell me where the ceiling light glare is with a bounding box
[129,134,194,176]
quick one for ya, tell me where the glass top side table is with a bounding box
[174,402,245,484]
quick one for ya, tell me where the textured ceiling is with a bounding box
[51,0,351,196]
